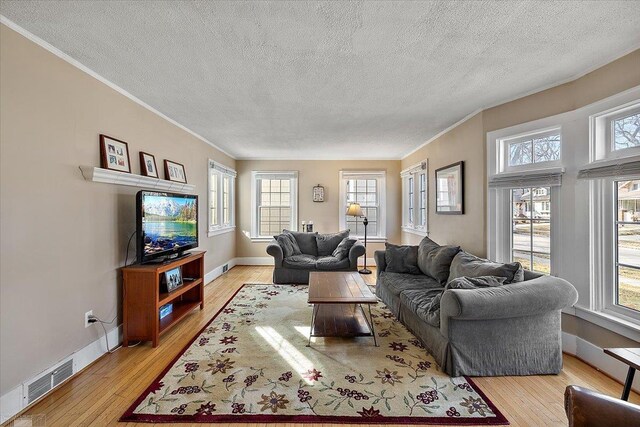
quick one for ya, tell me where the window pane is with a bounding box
[618,224,640,268]
[533,134,560,162]
[512,250,531,271]
[511,187,551,274]
[512,221,531,252]
[509,141,532,166]
[613,113,640,150]
[618,266,640,311]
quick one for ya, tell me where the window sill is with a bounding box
[401,226,428,237]
[250,236,275,243]
[573,305,640,342]
[353,236,387,243]
[208,226,235,237]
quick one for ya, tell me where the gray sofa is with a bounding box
[375,238,578,377]
[267,230,366,284]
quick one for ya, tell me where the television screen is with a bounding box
[136,191,198,263]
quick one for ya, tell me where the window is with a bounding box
[401,162,428,234]
[208,160,236,236]
[251,171,298,238]
[613,113,640,151]
[339,171,386,239]
[498,128,562,173]
[615,180,640,312]
[510,187,551,274]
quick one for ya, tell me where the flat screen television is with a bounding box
[136,190,198,263]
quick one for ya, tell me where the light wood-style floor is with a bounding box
[7,266,639,427]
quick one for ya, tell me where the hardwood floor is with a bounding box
[7,265,639,427]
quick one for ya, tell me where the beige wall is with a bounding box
[235,160,402,259]
[401,112,486,257]
[400,49,640,350]
[0,25,235,395]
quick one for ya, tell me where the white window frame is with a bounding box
[339,170,386,241]
[498,126,562,174]
[208,160,236,237]
[250,171,298,241]
[401,161,428,236]
[590,100,640,162]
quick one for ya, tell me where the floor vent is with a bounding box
[26,359,74,405]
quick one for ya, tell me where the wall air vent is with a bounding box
[26,358,74,404]
[222,264,229,273]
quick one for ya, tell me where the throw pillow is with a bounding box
[417,236,460,284]
[283,229,318,256]
[446,275,508,289]
[316,230,350,256]
[332,237,357,260]
[274,232,301,258]
[385,243,421,275]
[447,251,523,284]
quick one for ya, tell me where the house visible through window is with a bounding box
[251,171,298,238]
[615,180,640,312]
[340,171,386,239]
[511,187,551,274]
[208,160,236,236]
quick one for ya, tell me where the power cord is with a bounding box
[124,230,136,267]
[88,314,141,353]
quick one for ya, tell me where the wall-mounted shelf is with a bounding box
[79,166,195,193]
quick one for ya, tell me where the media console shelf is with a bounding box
[122,251,205,347]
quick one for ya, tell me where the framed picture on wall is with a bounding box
[435,161,464,215]
[139,152,159,178]
[164,159,187,183]
[99,134,131,173]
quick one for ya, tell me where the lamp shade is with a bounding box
[346,202,363,217]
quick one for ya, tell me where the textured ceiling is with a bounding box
[1,1,639,159]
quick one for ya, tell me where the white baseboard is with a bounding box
[1,258,235,423]
[562,331,640,393]
[234,256,272,265]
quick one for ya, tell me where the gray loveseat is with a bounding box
[375,237,578,377]
[267,230,365,284]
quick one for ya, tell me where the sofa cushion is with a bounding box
[417,237,460,284]
[378,272,441,296]
[385,243,421,275]
[447,275,508,289]
[316,256,350,271]
[316,230,350,256]
[274,232,302,258]
[332,237,357,260]
[283,229,318,256]
[283,254,317,270]
[448,251,524,284]
[400,288,444,327]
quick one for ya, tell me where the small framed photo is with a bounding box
[139,152,159,178]
[435,161,464,215]
[100,134,131,173]
[164,266,183,293]
[164,160,187,183]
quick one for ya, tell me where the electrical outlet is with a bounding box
[84,310,93,328]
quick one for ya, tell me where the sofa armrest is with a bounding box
[440,275,578,332]
[266,239,284,267]
[348,240,366,269]
[374,250,386,278]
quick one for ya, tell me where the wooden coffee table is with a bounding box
[307,271,378,347]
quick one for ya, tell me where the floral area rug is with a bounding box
[121,284,508,424]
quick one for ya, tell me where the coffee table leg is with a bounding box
[359,304,378,347]
[307,304,318,347]
[622,367,636,401]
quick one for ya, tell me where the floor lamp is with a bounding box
[346,202,371,274]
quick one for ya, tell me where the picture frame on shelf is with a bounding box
[164,266,183,293]
[139,152,159,178]
[99,134,131,173]
[435,161,464,215]
[164,159,187,183]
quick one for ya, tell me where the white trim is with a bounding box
[573,305,640,342]
[250,237,275,243]
[79,165,196,193]
[562,331,640,394]
[204,258,237,284]
[207,226,236,238]
[401,226,428,237]
[0,16,236,160]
